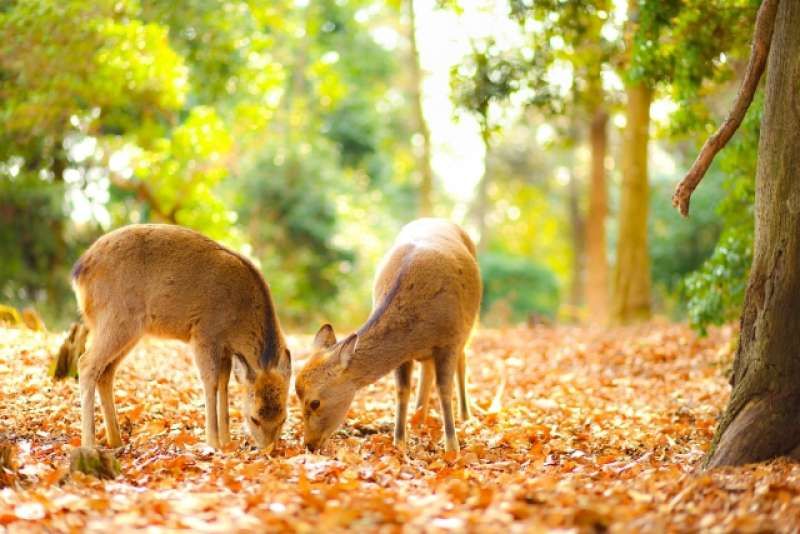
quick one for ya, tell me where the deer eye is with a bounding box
[250,416,261,427]
[310,400,320,410]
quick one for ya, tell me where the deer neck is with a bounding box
[346,323,412,388]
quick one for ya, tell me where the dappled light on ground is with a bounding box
[2,324,799,531]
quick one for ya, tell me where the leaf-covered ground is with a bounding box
[2,323,800,532]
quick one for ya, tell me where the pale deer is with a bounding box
[68,224,291,450]
[295,218,481,454]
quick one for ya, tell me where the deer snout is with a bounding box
[260,440,276,454]
[247,425,279,453]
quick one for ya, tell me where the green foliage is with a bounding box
[634,0,758,85]
[634,0,758,131]
[1,0,763,330]
[0,174,98,324]
[236,144,355,325]
[140,0,279,107]
[508,0,617,113]
[649,175,723,315]
[324,97,381,171]
[223,0,414,325]
[0,0,223,322]
[484,141,573,288]
[631,0,760,332]
[0,177,66,298]
[684,230,751,335]
[94,18,187,111]
[129,106,235,239]
[480,252,560,324]
[450,40,523,139]
[1,0,415,326]
[683,92,761,334]
[0,0,185,136]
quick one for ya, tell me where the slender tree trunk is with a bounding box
[612,0,653,324]
[612,82,652,323]
[585,107,609,323]
[567,168,585,315]
[705,0,800,468]
[407,0,434,217]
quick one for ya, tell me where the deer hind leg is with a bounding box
[79,323,140,449]
[415,359,435,422]
[433,348,459,455]
[456,349,471,422]
[216,355,232,446]
[393,361,413,450]
[193,339,222,449]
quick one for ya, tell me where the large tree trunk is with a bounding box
[705,0,800,468]
[585,107,609,323]
[611,82,652,323]
[407,0,434,217]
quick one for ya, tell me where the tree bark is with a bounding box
[407,0,434,217]
[705,0,800,469]
[612,81,652,324]
[585,107,609,323]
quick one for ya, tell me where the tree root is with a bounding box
[706,391,800,468]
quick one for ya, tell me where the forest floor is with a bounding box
[1,323,800,532]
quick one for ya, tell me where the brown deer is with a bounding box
[67,224,291,450]
[295,218,481,454]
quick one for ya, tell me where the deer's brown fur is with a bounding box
[296,218,481,454]
[70,224,290,450]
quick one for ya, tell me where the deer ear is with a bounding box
[337,334,358,369]
[277,348,292,376]
[313,324,337,349]
[233,354,256,383]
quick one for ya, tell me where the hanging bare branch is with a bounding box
[672,0,780,217]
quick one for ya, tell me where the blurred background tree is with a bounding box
[505,0,618,323]
[0,0,764,333]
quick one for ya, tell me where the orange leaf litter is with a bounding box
[1,323,799,532]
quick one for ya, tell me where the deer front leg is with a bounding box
[217,356,232,445]
[79,366,99,449]
[79,328,137,449]
[194,341,222,449]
